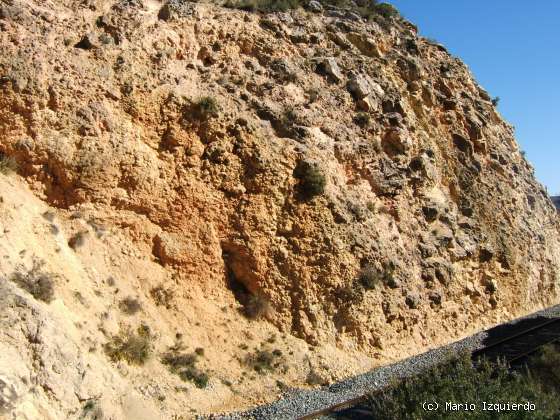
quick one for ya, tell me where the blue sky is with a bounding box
[389,1,559,195]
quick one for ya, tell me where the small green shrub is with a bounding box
[528,344,560,393]
[335,283,364,305]
[82,399,103,419]
[282,107,297,125]
[244,293,271,320]
[358,264,383,290]
[193,96,219,120]
[162,352,197,372]
[244,349,281,374]
[68,231,87,250]
[150,285,174,309]
[294,161,326,199]
[11,260,55,303]
[373,2,399,19]
[351,0,400,23]
[491,96,500,106]
[104,326,152,365]
[367,353,559,419]
[119,296,142,315]
[161,350,209,388]
[224,0,301,12]
[0,154,17,175]
[354,112,370,128]
[339,262,397,303]
[179,368,209,388]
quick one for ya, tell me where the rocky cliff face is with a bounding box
[1,0,559,418]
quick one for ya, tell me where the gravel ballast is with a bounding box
[209,304,560,420]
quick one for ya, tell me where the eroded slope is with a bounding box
[0,0,559,418]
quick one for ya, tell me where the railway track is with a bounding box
[471,316,560,364]
[300,315,560,420]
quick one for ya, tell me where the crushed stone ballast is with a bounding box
[211,304,560,420]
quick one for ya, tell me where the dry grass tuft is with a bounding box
[104,326,152,365]
[11,260,55,303]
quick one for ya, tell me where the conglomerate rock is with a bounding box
[0,0,558,417]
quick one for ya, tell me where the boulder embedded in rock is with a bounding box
[356,95,380,112]
[316,57,343,82]
[397,57,423,82]
[346,32,382,58]
[347,74,384,100]
[382,128,412,156]
[158,0,197,21]
[428,291,443,306]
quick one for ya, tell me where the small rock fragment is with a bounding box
[74,34,96,50]
[317,57,343,83]
[479,246,494,262]
[422,204,439,222]
[347,74,384,100]
[382,128,412,156]
[307,0,323,13]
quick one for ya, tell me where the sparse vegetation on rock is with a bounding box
[223,0,400,21]
[371,2,399,19]
[11,260,55,303]
[244,349,283,374]
[244,293,271,320]
[294,161,326,199]
[0,0,558,417]
[353,112,370,128]
[193,96,219,120]
[150,285,174,309]
[358,264,383,290]
[368,352,560,419]
[224,0,301,13]
[357,262,396,290]
[104,326,152,365]
[162,349,209,388]
[0,154,17,175]
[119,296,142,315]
[68,231,87,250]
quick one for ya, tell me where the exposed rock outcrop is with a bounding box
[0,0,558,417]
